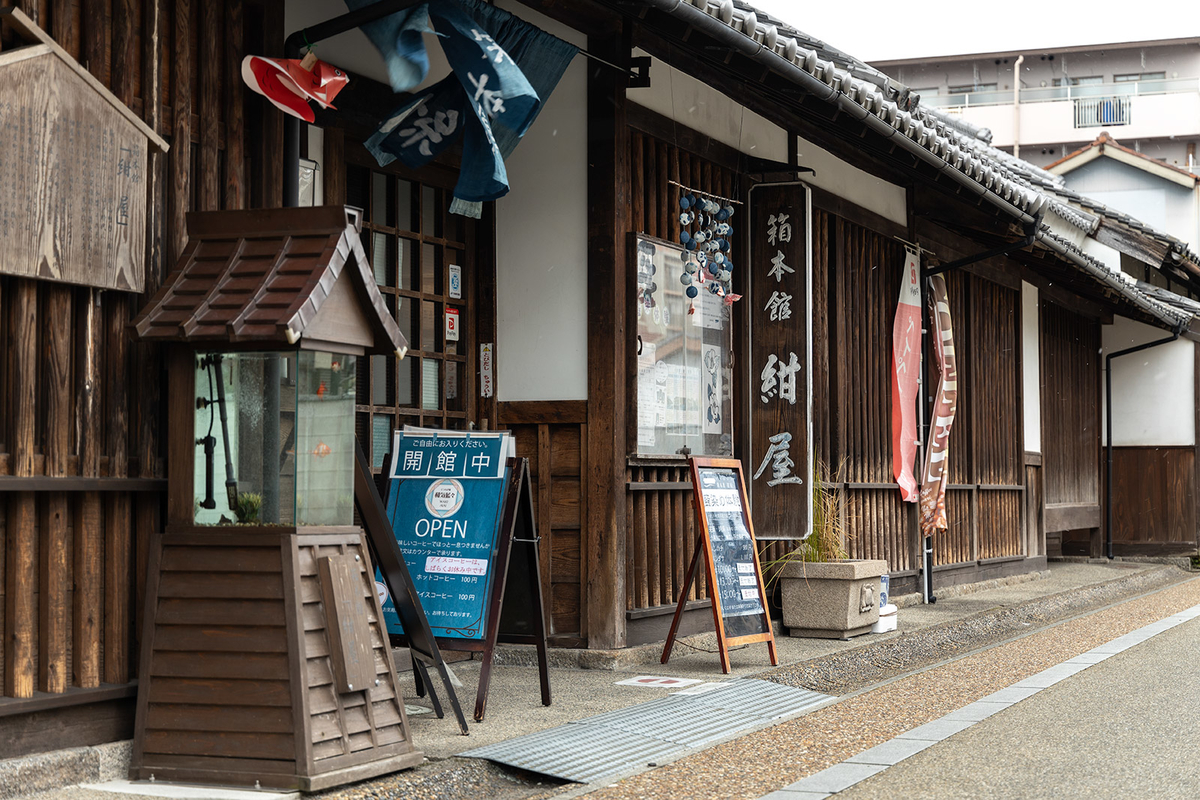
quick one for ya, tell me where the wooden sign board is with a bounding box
[380,443,551,723]
[662,458,778,673]
[749,184,812,539]
[0,8,168,292]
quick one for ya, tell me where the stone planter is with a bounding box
[780,559,888,640]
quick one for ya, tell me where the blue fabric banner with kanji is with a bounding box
[347,0,578,213]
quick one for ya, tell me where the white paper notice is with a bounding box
[702,343,722,435]
[695,290,725,329]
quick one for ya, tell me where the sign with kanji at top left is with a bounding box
[380,429,514,639]
[0,8,167,291]
[749,185,812,540]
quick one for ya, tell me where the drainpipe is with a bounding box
[1104,327,1182,559]
[1013,55,1024,159]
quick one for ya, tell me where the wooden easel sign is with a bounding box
[378,429,551,722]
[662,457,778,673]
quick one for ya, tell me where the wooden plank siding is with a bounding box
[499,402,587,645]
[621,127,796,620]
[1108,447,1197,553]
[0,0,276,751]
[1040,301,1101,546]
[814,208,1026,575]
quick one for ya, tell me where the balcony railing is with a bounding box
[921,77,1200,109]
[1073,96,1132,128]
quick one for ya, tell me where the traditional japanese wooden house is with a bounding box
[0,0,1196,763]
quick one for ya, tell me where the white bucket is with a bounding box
[872,603,898,633]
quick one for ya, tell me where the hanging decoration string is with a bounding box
[669,180,744,206]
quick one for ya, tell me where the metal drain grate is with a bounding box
[461,679,835,783]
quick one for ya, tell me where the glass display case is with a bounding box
[193,350,357,527]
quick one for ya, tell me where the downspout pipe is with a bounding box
[638,0,1042,227]
[1104,327,1182,559]
[1013,55,1024,159]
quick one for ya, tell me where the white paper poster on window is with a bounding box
[449,264,462,299]
[637,342,658,448]
[695,290,725,330]
[702,343,722,435]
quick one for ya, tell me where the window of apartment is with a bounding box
[346,162,476,470]
[1114,71,1166,82]
[948,83,997,94]
[1053,76,1104,86]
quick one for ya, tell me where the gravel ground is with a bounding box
[582,575,1200,800]
[8,564,1192,800]
[762,562,1187,695]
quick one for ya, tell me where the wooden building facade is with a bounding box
[0,0,1195,761]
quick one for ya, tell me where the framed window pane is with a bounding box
[421,300,437,352]
[421,243,440,294]
[395,298,416,354]
[371,171,394,227]
[397,356,417,407]
[347,164,369,209]
[371,414,394,469]
[421,185,438,237]
[397,178,416,232]
[421,359,441,410]
[634,235,733,457]
[445,360,464,412]
[399,238,418,291]
[370,354,391,405]
[371,232,394,286]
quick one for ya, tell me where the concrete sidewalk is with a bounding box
[3,559,1193,800]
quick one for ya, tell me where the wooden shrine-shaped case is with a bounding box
[129,206,421,790]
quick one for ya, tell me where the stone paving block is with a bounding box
[943,701,1011,722]
[788,762,887,793]
[845,737,935,766]
[1066,651,1112,665]
[895,718,976,741]
[1014,662,1089,688]
[981,686,1042,704]
[757,790,831,800]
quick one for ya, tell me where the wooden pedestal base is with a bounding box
[131,527,422,791]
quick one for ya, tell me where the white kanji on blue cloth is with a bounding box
[348,0,577,213]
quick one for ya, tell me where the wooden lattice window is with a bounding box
[347,161,476,471]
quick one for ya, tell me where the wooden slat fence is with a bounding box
[0,0,272,730]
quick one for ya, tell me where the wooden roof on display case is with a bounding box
[131,205,409,356]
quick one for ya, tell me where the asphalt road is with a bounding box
[839,615,1200,800]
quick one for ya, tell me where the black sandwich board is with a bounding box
[661,457,778,673]
[355,441,470,734]
[381,453,551,723]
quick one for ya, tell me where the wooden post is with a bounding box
[7,281,38,699]
[105,292,132,684]
[169,0,191,265]
[585,25,630,650]
[74,290,103,689]
[199,0,220,212]
[224,0,245,210]
[39,285,72,693]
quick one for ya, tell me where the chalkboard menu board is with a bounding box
[695,466,770,639]
[662,457,778,673]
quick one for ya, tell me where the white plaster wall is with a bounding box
[1101,316,1195,446]
[628,52,788,163]
[793,135,908,227]
[1022,282,1041,453]
[493,3,588,401]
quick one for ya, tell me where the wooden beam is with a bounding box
[39,285,72,693]
[74,289,103,689]
[168,0,191,265]
[7,282,38,699]
[585,27,630,650]
[224,0,245,209]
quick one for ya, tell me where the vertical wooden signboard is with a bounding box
[662,458,778,673]
[749,185,813,539]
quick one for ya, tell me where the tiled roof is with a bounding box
[1046,131,1200,181]
[132,206,408,356]
[634,0,1195,327]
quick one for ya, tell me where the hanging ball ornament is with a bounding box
[686,285,699,298]
[680,272,693,286]
[679,195,692,210]
[679,211,693,226]
[684,259,698,274]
